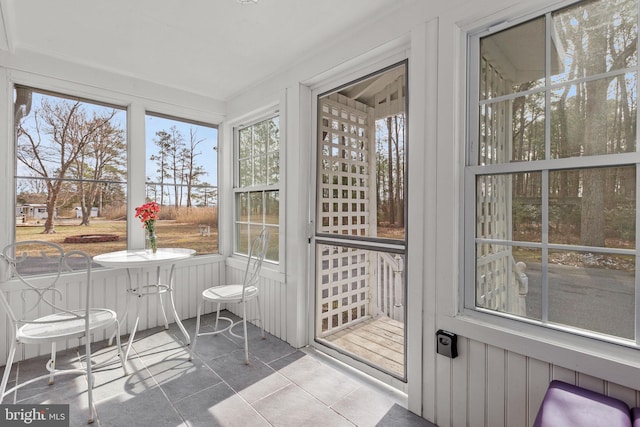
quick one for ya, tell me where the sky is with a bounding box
[145,114,219,187]
[16,92,219,207]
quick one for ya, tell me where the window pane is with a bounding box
[514,247,542,320]
[254,154,267,186]
[551,74,637,158]
[548,250,634,339]
[268,152,280,185]
[235,116,280,262]
[269,117,280,152]
[253,122,267,156]
[471,0,640,345]
[477,244,539,319]
[477,172,543,243]
[513,173,543,242]
[239,127,252,159]
[15,88,127,260]
[551,0,638,84]
[236,222,249,255]
[237,192,249,222]
[264,225,279,261]
[479,92,546,164]
[480,17,546,100]
[238,159,252,187]
[549,166,636,247]
[265,191,279,225]
[145,114,218,255]
[249,192,264,222]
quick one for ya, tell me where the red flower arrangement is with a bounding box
[135,202,160,253]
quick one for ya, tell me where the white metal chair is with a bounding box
[0,241,127,424]
[190,228,270,364]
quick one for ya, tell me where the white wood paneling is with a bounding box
[527,358,550,426]
[505,351,527,427]
[435,337,640,427]
[435,354,453,427]
[467,339,486,424]
[451,337,468,427]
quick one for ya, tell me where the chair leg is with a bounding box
[85,338,95,424]
[242,301,249,365]
[0,343,16,403]
[48,342,56,385]
[256,294,265,339]
[190,300,203,361]
[114,322,128,376]
[214,302,221,330]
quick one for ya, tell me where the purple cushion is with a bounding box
[631,407,640,427]
[534,380,631,427]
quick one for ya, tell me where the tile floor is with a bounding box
[1,311,435,426]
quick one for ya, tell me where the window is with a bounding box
[234,115,279,262]
[467,0,638,343]
[145,113,218,255]
[13,86,220,275]
[15,87,128,256]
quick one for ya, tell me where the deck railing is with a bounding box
[318,248,406,338]
[374,252,404,322]
[477,253,528,316]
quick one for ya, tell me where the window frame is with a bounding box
[13,85,129,254]
[233,113,281,263]
[464,0,640,348]
[8,78,224,264]
[144,111,220,256]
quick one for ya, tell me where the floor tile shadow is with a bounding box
[0,310,431,426]
[174,381,271,427]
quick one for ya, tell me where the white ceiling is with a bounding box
[0,0,407,101]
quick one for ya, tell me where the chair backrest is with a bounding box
[241,228,270,296]
[0,240,93,335]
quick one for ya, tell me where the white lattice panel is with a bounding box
[476,58,522,315]
[316,244,370,337]
[316,94,374,336]
[318,94,372,237]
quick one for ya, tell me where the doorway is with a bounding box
[313,62,408,380]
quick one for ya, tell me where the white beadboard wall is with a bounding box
[0,256,289,367]
[434,336,640,427]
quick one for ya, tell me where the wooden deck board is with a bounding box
[321,316,405,377]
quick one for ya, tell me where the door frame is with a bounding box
[307,55,411,392]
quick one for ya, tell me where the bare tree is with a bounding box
[557,0,638,246]
[180,127,206,208]
[17,98,118,233]
[150,130,171,206]
[73,115,126,225]
[151,126,186,208]
[386,116,395,226]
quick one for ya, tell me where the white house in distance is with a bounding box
[16,204,55,220]
[74,207,99,218]
[1,1,640,426]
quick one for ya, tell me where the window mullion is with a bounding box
[541,170,549,323]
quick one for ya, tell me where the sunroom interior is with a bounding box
[1,0,640,426]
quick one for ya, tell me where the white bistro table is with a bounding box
[93,248,195,360]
